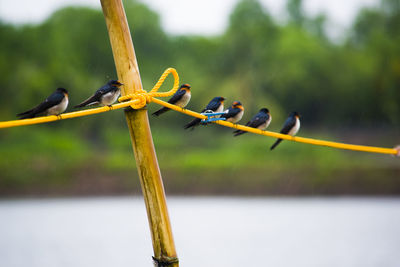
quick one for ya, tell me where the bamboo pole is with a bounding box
[100,0,178,266]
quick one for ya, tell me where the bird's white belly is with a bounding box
[175,92,191,108]
[214,104,224,117]
[227,109,244,123]
[258,116,271,130]
[101,89,120,106]
[47,97,68,115]
[288,118,300,136]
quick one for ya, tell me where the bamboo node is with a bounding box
[152,256,179,267]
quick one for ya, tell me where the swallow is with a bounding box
[74,80,123,108]
[270,111,301,150]
[220,101,244,124]
[17,88,69,119]
[152,84,191,116]
[184,96,225,130]
[233,108,271,136]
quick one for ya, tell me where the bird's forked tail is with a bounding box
[270,138,283,150]
[184,118,201,130]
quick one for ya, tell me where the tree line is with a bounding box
[0,0,399,130]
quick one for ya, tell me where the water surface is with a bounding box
[0,197,399,267]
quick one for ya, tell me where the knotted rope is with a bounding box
[118,67,180,109]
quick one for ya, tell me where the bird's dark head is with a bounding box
[260,108,269,114]
[57,88,68,95]
[290,111,300,118]
[210,96,225,104]
[214,96,225,103]
[180,83,191,92]
[232,101,244,110]
[109,80,124,87]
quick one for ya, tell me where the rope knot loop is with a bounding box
[118,68,180,109]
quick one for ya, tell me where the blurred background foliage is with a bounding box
[0,0,399,196]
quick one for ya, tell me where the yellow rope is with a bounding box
[118,67,180,108]
[0,100,138,129]
[151,98,399,156]
[0,68,180,129]
[0,67,398,156]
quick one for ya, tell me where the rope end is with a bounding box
[393,145,400,157]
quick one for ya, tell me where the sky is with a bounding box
[0,0,380,36]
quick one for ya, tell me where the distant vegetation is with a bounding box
[0,0,399,196]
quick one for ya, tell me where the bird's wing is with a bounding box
[167,89,185,104]
[247,113,268,128]
[74,90,103,108]
[205,100,221,111]
[30,91,64,114]
[96,84,118,95]
[221,107,240,119]
[280,116,296,134]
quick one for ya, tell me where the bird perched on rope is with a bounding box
[74,80,123,108]
[220,101,244,124]
[233,108,271,137]
[152,83,191,116]
[270,111,301,150]
[17,88,69,119]
[184,96,225,130]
